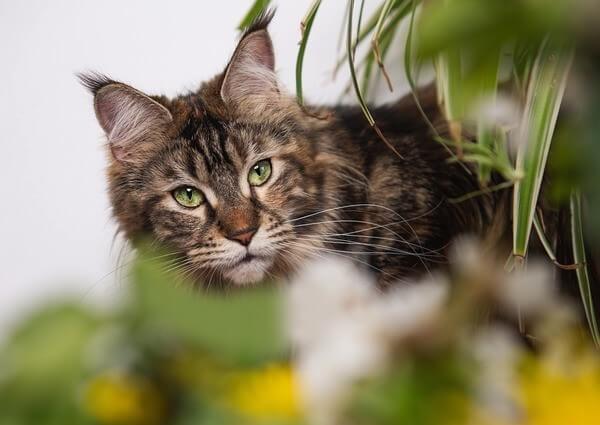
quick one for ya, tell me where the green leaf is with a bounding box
[296,0,322,105]
[570,190,600,346]
[0,304,102,424]
[348,352,473,425]
[0,304,102,389]
[416,0,567,59]
[131,257,285,365]
[473,51,501,184]
[334,2,388,77]
[435,47,463,124]
[334,0,410,78]
[512,40,573,258]
[238,0,272,30]
[361,5,407,96]
[347,0,403,158]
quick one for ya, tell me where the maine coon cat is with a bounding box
[80,11,497,288]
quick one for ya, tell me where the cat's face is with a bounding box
[124,115,322,286]
[82,12,328,286]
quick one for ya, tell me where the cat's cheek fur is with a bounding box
[250,225,282,256]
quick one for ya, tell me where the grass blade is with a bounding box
[533,210,579,270]
[533,212,558,264]
[436,47,463,143]
[347,0,376,127]
[361,4,408,96]
[347,0,403,159]
[475,54,501,184]
[354,0,366,58]
[238,0,272,30]
[404,0,436,133]
[512,39,572,259]
[334,3,385,77]
[334,0,409,77]
[571,190,600,346]
[296,0,322,106]
[370,0,396,91]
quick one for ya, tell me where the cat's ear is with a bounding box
[220,9,278,105]
[78,73,172,162]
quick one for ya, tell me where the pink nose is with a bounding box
[227,228,257,246]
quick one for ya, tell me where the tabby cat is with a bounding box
[80,11,497,288]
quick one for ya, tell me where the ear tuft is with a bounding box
[221,8,278,106]
[240,8,275,37]
[77,71,119,96]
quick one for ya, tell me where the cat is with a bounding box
[80,10,500,289]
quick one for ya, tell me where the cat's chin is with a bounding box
[222,257,272,286]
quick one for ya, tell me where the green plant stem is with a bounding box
[512,39,572,259]
[347,0,403,159]
[238,0,271,30]
[570,191,600,347]
[296,0,322,106]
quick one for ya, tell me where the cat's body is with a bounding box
[81,12,501,288]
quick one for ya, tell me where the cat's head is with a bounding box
[81,11,335,286]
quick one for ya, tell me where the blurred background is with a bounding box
[3,2,600,424]
[0,0,407,334]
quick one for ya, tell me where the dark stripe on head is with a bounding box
[186,152,198,179]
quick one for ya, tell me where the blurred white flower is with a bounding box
[450,235,486,274]
[287,257,448,424]
[470,94,522,130]
[467,94,523,158]
[471,326,523,421]
[285,240,572,424]
[374,277,449,341]
[500,261,557,318]
[286,258,377,350]
[450,237,558,318]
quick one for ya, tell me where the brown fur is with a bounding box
[80,11,502,288]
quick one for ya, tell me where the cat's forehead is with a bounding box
[142,119,284,186]
[136,92,301,187]
[179,117,285,162]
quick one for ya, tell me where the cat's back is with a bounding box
[324,84,471,205]
[313,86,495,281]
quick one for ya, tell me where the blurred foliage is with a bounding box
[580,82,600,241]
[130,257,285,365]
[2,248,600,425]
[348,353,474,425]
[0,253,290,425]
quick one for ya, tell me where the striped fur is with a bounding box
[81,13,500,288]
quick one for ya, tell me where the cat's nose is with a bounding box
[226,227,257,246]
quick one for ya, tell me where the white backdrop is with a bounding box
[0,0,408,332]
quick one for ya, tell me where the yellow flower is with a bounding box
[84,371,166,425]
[225,363,302,421]
[519,354,600,425]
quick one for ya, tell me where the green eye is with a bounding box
[248,159,272,186]
[173,186,204,208]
